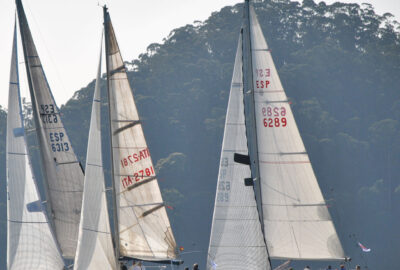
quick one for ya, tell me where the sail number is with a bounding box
[49,132,70,152]
[40,104,58,124]
[120,148,151,168]
[262,106,287,127]
[255,68,270,77]
[255,68,271,89]
[121,166,155,189]
[218,158,230,202]
[217,181,231,202]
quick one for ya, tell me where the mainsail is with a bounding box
[103,7,177,262]
[16,0,84,258]
[73,35,116,270]
[248,6,345,260]
[7,20,65,270]
[207,37,270,270]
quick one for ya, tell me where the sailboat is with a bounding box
[74,6,182,269]
[207,1,347,269]
[7,18,65,270]
[15,0,85,259]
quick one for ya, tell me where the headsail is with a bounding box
[207,36,270,270]
[7,20,65,270]
[74,34,117,270]
[16,0,84,258]
[103,7,177,262]
[248,6,345,260]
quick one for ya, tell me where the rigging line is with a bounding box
[24,1,69,105]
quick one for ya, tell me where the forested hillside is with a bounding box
[1,0,400,268]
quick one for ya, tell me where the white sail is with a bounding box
[104,8,177,261]
[207,37,270,270]
[249,6,345,260]
[74,34,117,270]
[7,20,65,270]
[16,0,84,258]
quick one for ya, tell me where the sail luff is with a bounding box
[15,0,54,230]
[103,7,178,262]
[243,1,272,266]
[207,34,270,270]
[16,0,84,258]
[7,18,65,270]
[73,32,117,270]
[248,5,346,260]
[103,6,120,263]
[242,0,267,233]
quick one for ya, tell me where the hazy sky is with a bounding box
[0,0,399,109]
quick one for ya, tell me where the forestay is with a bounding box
[249,6,345,260]
[104,9,177,261]
[16,0,84,258]
[207,37,270,270]
[7,21,65,270]
[74,35,116,270]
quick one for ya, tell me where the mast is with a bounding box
[242,0,268,244]
[242,0,264,223]
[242,0,272,266]
[103,5,120,264]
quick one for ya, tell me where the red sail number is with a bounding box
[121,166,155,189]
[262,106,287,127]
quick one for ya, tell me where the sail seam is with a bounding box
[112,146,147,149]
[258,151,307,155]
[252,48,270,51]
[215,205,258,208]
[260,100,289,103]
[214,218,260,221]
[254,90,284,93]
[8,220,48,224]
[82,227,112,234]
[87,163,103,168]
[265,219,332,222]
[48,188,83,193]
[260,160,310,164]
[210,245,265,247]
[7,152,28,155]
[226,123,245,125]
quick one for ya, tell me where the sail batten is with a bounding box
[7,19,65,270]
[103,7,177,262]
[16,0,84,258]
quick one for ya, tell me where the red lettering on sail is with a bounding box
[255,68,271,77]
[120,148,151,168]
[261,106,287,128]
[255,80,270,88]
[121,166,155,189]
